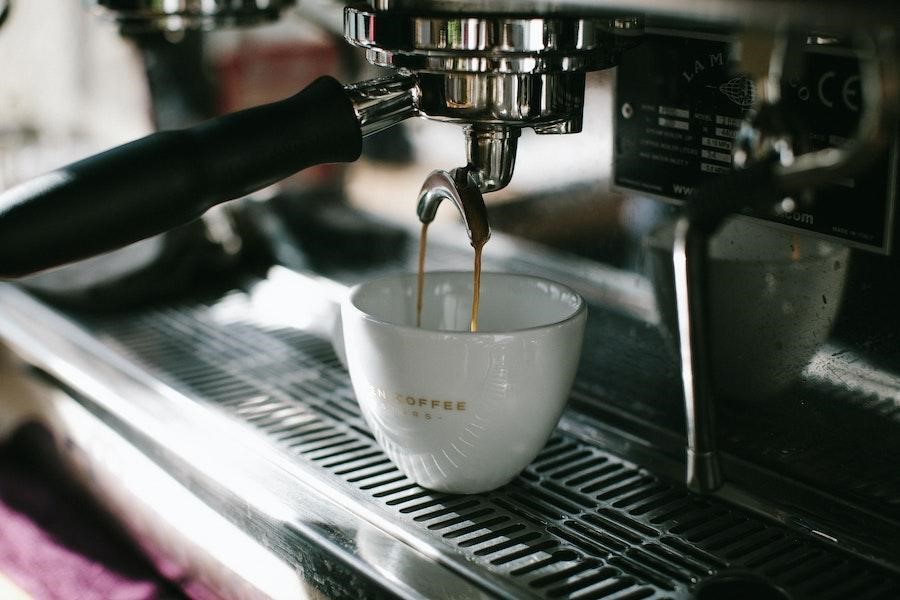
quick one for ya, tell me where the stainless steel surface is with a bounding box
[0,282,493,600]
[2,250,900,598]
[672,217,722,494]
[369,0,899,30]
[347,69,582,191]
[464,126,519,193]
[414,72,587,130]
[90,0,287,32]
[343,9,642,73]
[417,168,490,246]
[4,384,380,600]
[343,5,640,191]
[345,74,420,138]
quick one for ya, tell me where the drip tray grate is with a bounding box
[80,290,900,600]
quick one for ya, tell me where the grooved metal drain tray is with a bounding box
[74,283,900,600]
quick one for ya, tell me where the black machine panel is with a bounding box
[614,29,897,253]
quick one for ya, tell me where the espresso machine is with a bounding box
[0,0,898,598]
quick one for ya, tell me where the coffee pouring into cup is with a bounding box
[340,271,586,494]
[333,168,588,494]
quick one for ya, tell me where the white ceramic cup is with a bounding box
[338,271,587,494]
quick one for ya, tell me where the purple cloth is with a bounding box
[0,435,182,599]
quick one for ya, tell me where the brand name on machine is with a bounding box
[681,52,726,82]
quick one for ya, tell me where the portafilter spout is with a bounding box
[416,167,490,250]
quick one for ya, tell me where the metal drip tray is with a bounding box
[2,254,898,600]
[83,293,900,599]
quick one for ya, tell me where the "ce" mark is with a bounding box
[817,71,861,111]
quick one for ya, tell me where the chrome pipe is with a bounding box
[345,74,420,138]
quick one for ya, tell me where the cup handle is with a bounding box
[262,267,351,369]
[331,309,348,370]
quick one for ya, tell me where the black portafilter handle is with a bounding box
[0,76,362,278]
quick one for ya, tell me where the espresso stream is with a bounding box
[416,222,486,333]
[415,223,428,328]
